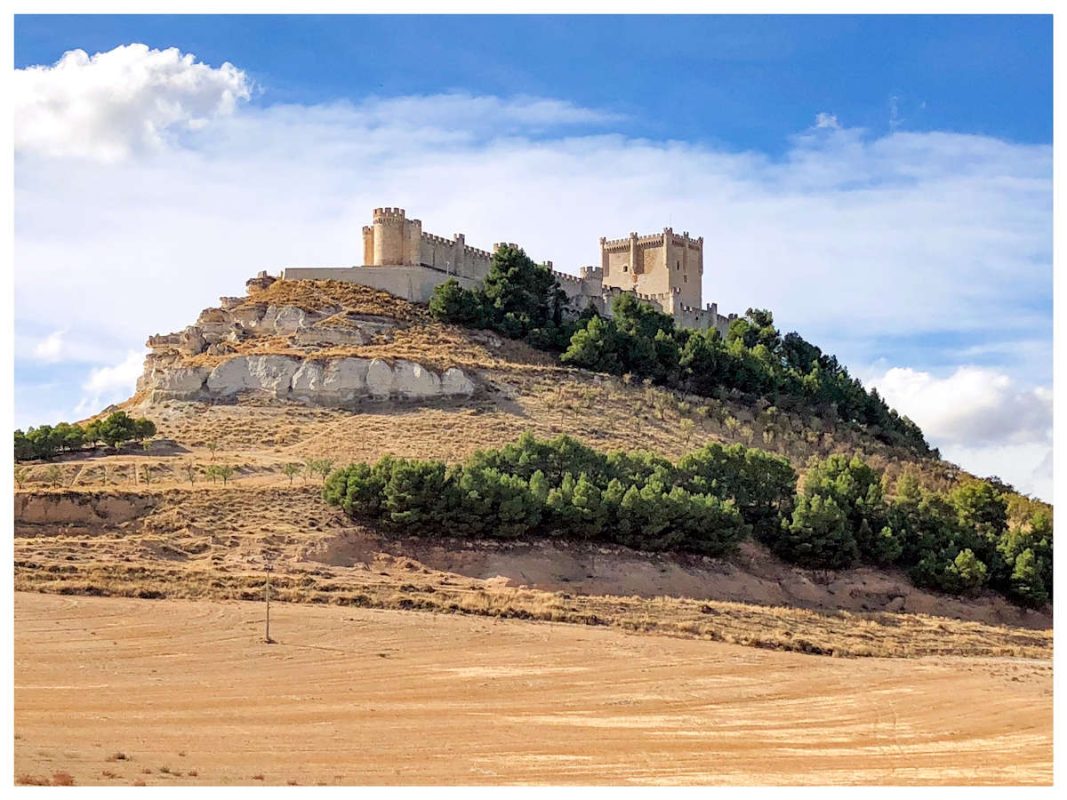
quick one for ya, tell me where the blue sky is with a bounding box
[12,14,1053,498]
[15,15,1053,150]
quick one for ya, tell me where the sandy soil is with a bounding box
[14,593,1051,786]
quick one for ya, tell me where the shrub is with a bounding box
[321,434,1050,609]
[325,434,763,558]
[677,442,796,541]
[428,278,486,327]
[1008,548,1050,607]
[281,463,301,485]
[776,493,858,569]
[428,245,575,351]
[946,548,989,595]
[562,303,930,451]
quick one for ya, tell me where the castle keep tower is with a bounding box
[362,207,423,266]
[599,227,704,310]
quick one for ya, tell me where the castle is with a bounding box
[282,207,736,334]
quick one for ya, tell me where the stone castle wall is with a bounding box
[357,207,494,282]
[284,207,733,334]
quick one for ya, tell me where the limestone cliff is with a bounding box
[136,273,477,407]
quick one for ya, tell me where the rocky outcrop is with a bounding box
[441,367,476,396]
[178,326,207,356]
[138,359,210,400]
[157,302,396,358]
[205,355,300,398]
[291,327,367,347]
[139,284,479,409]
[141,354,476,406]
[246,270,277,294]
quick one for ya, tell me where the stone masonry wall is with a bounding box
[287,207,732,333]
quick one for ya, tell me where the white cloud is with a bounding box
[15,43,250,162]
[32,330,65,362]
[869,366,1052,500]
[353,93,621,133]
[871,366,1051,448]
[813,112,840,130]
[75,351,145,416]
[16,99,1047,371]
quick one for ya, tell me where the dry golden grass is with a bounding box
[14,357,1040,664]
[77,276,952,488]
[13,278,1052,787]
[14,560,1050,660]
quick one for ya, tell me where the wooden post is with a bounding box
[264,562,274,644]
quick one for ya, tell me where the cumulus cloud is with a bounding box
[869,366,1052,499]
[15,43,250,162]
[15,97,1047,376]
[871,366,1051,447]
[75,351,145,415]
[938,442,1052,503]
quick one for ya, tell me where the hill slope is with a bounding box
[13,278,1052,658]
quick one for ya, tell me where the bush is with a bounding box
[776,493,857,569]
[563,303,930,452]
[946,549,989,595]
[677,442,796,541]
[325,434,764,557]
[1008,548,1049,607]
[429,278,486,327]
[766,453,897,570]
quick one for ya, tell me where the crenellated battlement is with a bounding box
[551,269,585,287]
[312,206,733,334]
[600,232,667,249]
[421,232,454,247]
[373,207,410,222]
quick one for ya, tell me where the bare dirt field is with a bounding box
[14,592,1051,786]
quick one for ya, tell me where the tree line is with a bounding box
[777,453,1051,607]
[324,434,1052,608]
[430,246,928,451]
[324,433,792,558]
[14,411,157,461]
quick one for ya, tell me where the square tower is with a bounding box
[599,227,703,308]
